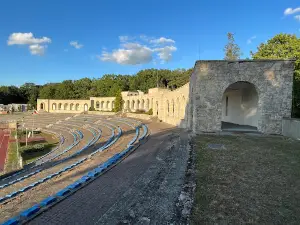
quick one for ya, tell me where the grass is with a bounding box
[22,143,56,164]
[21,132,58,164]
[4,131,21,173]
[40,132,59,145]
[191,134,300,225]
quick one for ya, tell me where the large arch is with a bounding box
[75,103,80,111]
[84,104,88,112]
[176,97,180,118]
[221,81,259,130]
[106,101,110,109]
[101,101,104,109]
[96,101,100,109]
[146,99,150,111]
[52,103,56,111]
[40,103,44,110]
[112,101,115,109]
[131,100,135,110]
[64,103,68,110]
[166,100,170,117]
[137,100,140,110]
[141,99,145,110]
[172,99,175,117]
[126,100,130,110]
[70,103,74,111]
[58,103,62,110]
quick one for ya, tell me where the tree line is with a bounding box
[1,33,299,117]
[0,68,192,109]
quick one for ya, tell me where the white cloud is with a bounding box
[100,35,177,65]
[295,15,300,21]
[100,43,153,65]
[119,36,130,42]
[247,35,257,44]
[29,44,46,56]
[284,7,300,15]
[7,32,51,45]
[7,32,51,56]
[153,46,177,62]
[70,41,83,49]
[150,37,175,45]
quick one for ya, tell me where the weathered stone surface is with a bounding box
[188,60,295,134]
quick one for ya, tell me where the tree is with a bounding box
[113,90,123,112]
[224,32,241,60]
[251,33,300,117]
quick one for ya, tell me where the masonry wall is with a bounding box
[282,118,300,140]
[188,60,294,134]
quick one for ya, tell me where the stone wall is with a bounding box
[282,118,300,140]
[36,60,294,134]
[188,60,295,134]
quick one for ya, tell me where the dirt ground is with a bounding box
[192,134,300,225]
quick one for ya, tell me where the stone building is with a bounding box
[37,60,295,134]
[187,60,295,134]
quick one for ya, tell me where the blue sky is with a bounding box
[0,0,299,86]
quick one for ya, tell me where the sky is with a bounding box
[0,0,299,86]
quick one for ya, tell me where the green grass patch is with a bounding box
[4,133,20,173]
[191,135,300,225]
[21,143,56,164]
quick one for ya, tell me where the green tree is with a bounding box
[251,33,300,117]
[113,90,123,112]
[224,32,241,60]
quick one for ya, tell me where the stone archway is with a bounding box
[70,103,74,111]
[40,103,44,110]
[64,103,68,110]
[84,104,88,112]
[141,99,145,110]
[221,81,259,131]
[52,103,56,111]
[58,103,62,110]
[75,104,80,111]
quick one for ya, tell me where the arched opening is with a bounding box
[75,104,80,111]
[131,100,135,110]
[156,101,159,116]
[70,103,74,111]
[146,99,150,111]
[141,99,145,110]
[58,103,62,110]
[101,101,104,109]
[96,101,100,109]
[137,100,140,110]
[112,101,115,109]
[221,81,258,131]
[52,103,56,110]
[40,103,44,110]
[84,104,88,112]
[64,103,68,110]
[126,100,130,110]
[171,99,175,117]
[177,98,180,118]
[166,100,170,116]
[106,101,110,109]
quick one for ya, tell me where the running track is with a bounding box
[0,130,10,171]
